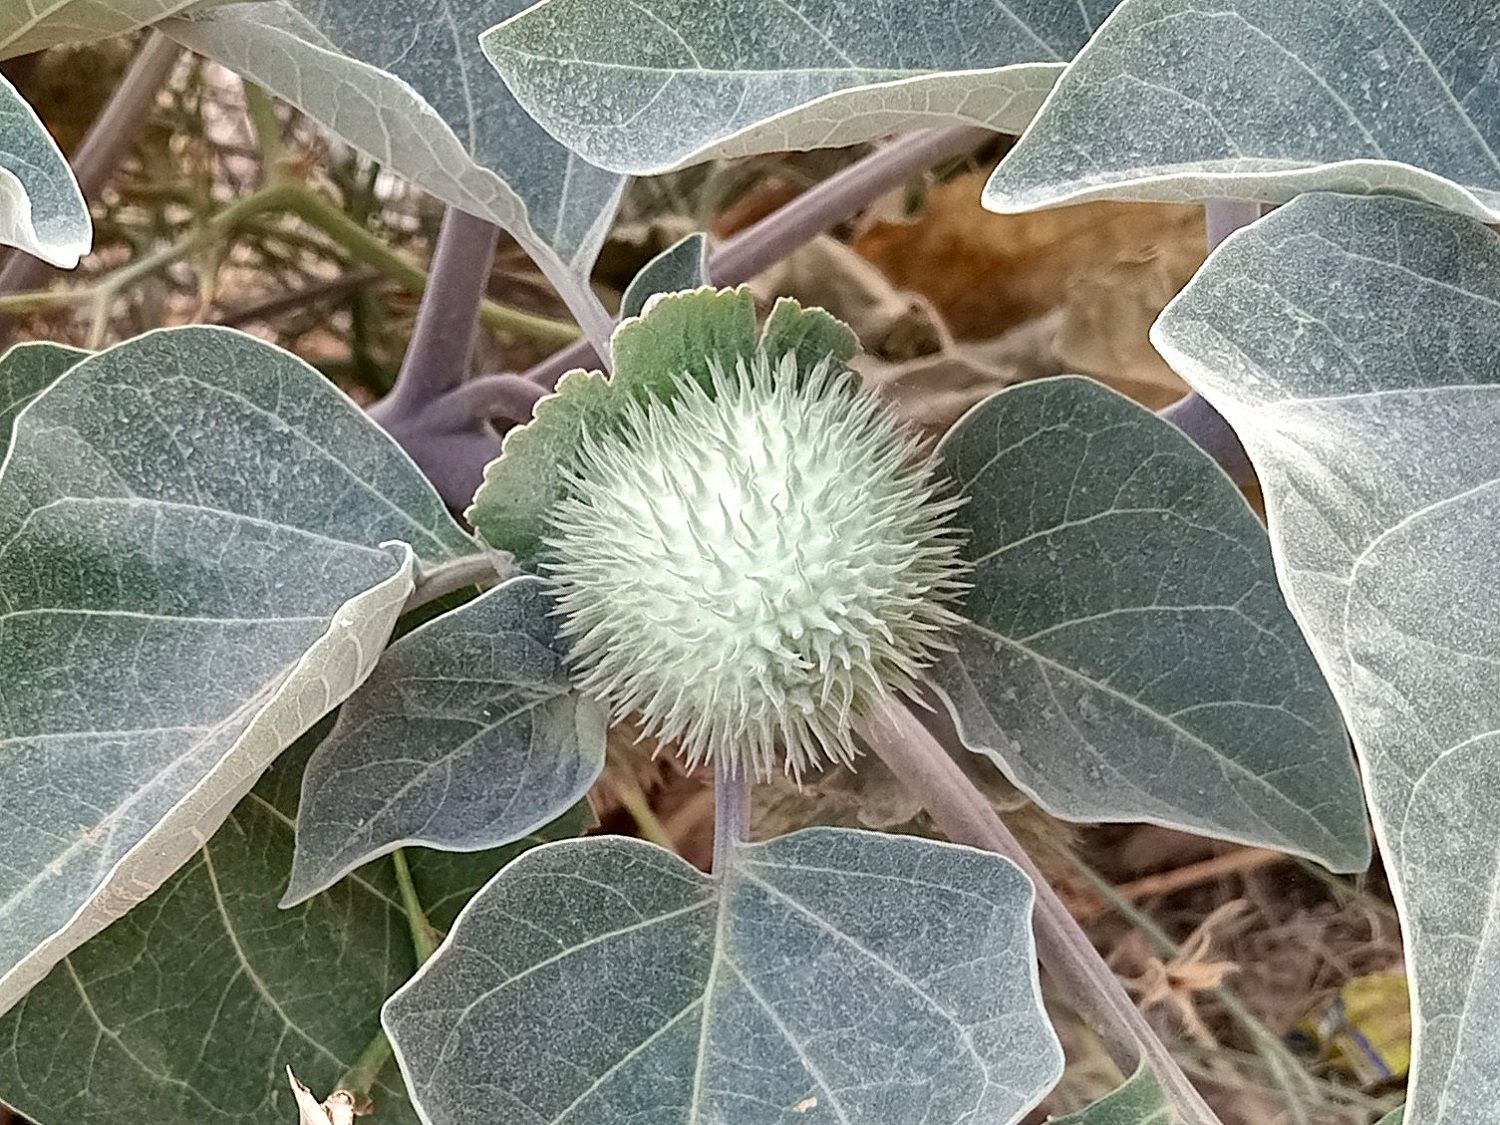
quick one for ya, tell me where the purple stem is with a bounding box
[369,207,502,501]
[1155,200,1264,485]
[712,759,750,873]
[522,125,995,390]
[860,695,1225,1125]
[373,207,500,420]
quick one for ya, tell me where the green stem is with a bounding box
[336,848,440,1101]
[392,848,441,963]
[1067,853,1321,1123]
[276,186,580,347]
[51,179,579,350]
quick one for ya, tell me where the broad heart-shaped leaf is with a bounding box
[165,0,625,296]
[928,376,1369,872]
[0,726,592,1125]
[385,830,1063,1125]
[483,0,1122,175]
[467,288,854,561]
[620,233,708,320]
[282,575,608,905]
[1053,1065,1170,1124]
[0,72,90,268]
[1151,192,1500,1125]
[0,341,86,447]
[985,0,1500,223]
[0,325,476,1018]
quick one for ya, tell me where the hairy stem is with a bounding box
[713,759,750,873]
[1158,201,1263,483]
[373,208,501,424]
[859,694,1225,1125]
[0,32,180,301]
[522,126,994,390]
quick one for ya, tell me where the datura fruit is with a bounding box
[546,350,969,778]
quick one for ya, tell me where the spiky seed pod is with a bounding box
[545,351,970,779]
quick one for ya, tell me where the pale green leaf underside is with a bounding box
[620,233,709,320]
[1152,192,1500,1125]
[283,575,607,905]
[1053,1064,1171,1124]
[0,0,218,57]
[165,0,624,289]
[0,72,90,268]
[482,0,1121,175]
[0,342,86,447]
[0,326,472,1019]
[930,376,1369,872]
[985,0,1500,223]
[385,830,1062,1125]
[0,729,592,1125]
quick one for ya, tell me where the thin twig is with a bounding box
[1067,852,1319,1125]
[522,126,995,389]
[0,33,181,301]
[859,694,1225,1125]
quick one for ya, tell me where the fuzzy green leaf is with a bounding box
[1152,191,1500,1125]
[282,575,608,905]
[466,367,615,561]
[481,0,1122,175]
[0,727,590,1125]
[985,0,1500,222]
[0,326,474,1018]
[385,830,1063,1125]
[467,287,849,562]
[0,72,90,267]
[620,233,709,320]
[611,285,760,400]
[0,342,86,448]
[930,376,1369,872]
[759,296,860,373]
[1053,1065,1172,1124]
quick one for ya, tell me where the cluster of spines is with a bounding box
[545,351,969,779]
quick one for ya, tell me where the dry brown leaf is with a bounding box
[855,173,1207,408]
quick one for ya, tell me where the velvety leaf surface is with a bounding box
[985,0,1500,222]
[929,375,1369,871]
[0,326,473,1017]
[0,729,591,1125]
[0,342,86,446]
[0,72,90,267]
[283,576,607,905]
[385,830,1062,1125]
[166,0,624,294]
[482,0,1122,174]
[1152,191,1500,1125]
[1053,1065,1171,1124]
[620,232,709,320]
